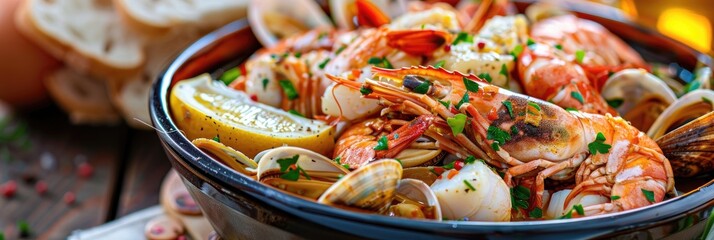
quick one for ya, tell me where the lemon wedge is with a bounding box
[170,74,335,158]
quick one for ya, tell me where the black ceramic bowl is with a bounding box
[151,1,714,239]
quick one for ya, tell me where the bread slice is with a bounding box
[45,68,121,125]
[16,0,145,79]
[108,30,201,129]
[114,0,248,35]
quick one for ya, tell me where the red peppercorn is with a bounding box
[454,161,465,171]
[77,162,94,179]
[250,94,258,101]
[1,180,17,198]
[477,42,486,49]
[35,181,48,195]
[63,192,76,205]
[444,45,451,52]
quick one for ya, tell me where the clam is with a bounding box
[389,179,443,221]
[601,69,677,132]
[330,0,406,29]
[402,167,440,185]
[648,89,714,139]
[318,159,402,212]
[192,138,258,176]
[248,0,333,47]
[256,146,349,199]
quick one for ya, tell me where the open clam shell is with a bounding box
[255,146,349,199]
[248,0,333,47]
[390,179,443,221]
[330,0,406,29]
[192,138,258,176]
[648,89,714,139]
[402,167,440,186]
[318,159,402,212]
[601,69,677,132]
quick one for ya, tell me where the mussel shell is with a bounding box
[318,159,402,212]
[248,0,333,47]
[656,111,714,177]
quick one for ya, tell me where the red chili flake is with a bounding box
[447,170,459,180]
[444,45,451,52]
[63,192,76,205]
[250,94,258,101]
[35,181,48,195]
[477,42,486,49]
[454,161,464,171]
[77,162,94,179]
[487,107,499,121]
[450,106,459,114]
[433,167,445,175]
[351,69,362,79]
[1,180,17,198]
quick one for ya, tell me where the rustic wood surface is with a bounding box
[0,105,171,239]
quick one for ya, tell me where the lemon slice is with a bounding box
[170,74,335,158]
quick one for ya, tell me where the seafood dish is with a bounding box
[168,0,714,222]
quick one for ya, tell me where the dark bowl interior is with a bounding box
[151,1,714,239]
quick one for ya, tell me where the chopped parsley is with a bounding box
[511,125,518,135]
[529,207,543,218]
[277,155,310,181]
[641,189,656,203]
[395,159,403,166]
[588,132,611,155]
[565,107,579,112]
[433,60,446,68]
[367,56,393,69]
[374,135,389,150]
[262,78,269,90]
[499,64,510,82]
[463,77,480,92]
[318,58,331,69]
[571,91,584,104]
[288,110,304,117]
[478,73,492,83]
[413,80,431,94]
[279,80,299,100]
[277,155,299,172]
[452,32,474,45]
[219,68,241,85]
[368,57,383,65]
[527,101,541,113]
[463,180,476,191]
[555,44,563,50]
[335,46,346,55]
[510,45,524,59]
[455,92,469,109]
[439,99,451,108]
[334,156,350,169]
[611,195,621,200]
[575,50,585,63]
[360,86,373,95]
[502,100,514,118]
[487,126,511,150]
[574,204,585,215]
[17,220,30,237]
[294,52,302,58]
[511,185,530,210]
[212,136,220,143]
[606,98,624,108]
[443,161,455,170]
[464,155,477,164]
[447,113,467,135]
[527,38,536,47]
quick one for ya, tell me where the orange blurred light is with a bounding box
[657,8,711,52]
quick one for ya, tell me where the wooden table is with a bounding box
[0,104,172,239]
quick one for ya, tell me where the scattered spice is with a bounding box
[35,181,47,195]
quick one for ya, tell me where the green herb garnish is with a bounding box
[588,132,611,155]
[443,161,455,170]
[555,44,563,50]
[439,99,451,109]
[510,45,524,59]
[335,46,346,55]
[360,86,373,95]
[511,185,530,210]
[606,98,624,108]
[575,50,585,63]
[611,195,621,200]
[574,204,585,215]
[463,77,480,93]
[294,52,302,58]
[502,100,514,118]
[452,32,474,45]
[318,58,331,69]
[368,57,383,65]
[279,80,299,100]
[571,91,584,104]
[478,73,492,83]
[212,136,220,143]
[219,68,241,85]
[527,38,536,47]
[499,63,510,83]
[262,78,269,90]
[447,113,467,135]
[463,180,476,191]
[529,207,543,218]
[374,135,389,150]
[455,92,469,109]
[703,97,713,105]
[487,126,511,149]
[433,60,446,68]
[642,189,656,203]
[413,80,431,94]
[464,156,477,164]
[288,110,304,117]
[277,155,299,172]
[565,107,579,112]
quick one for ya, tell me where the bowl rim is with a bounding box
[150,3,714,236]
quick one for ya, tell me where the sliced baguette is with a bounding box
[113,0,248,34]
[45,68,121,125]
[108,30,201,129]
[17,0,145,79]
